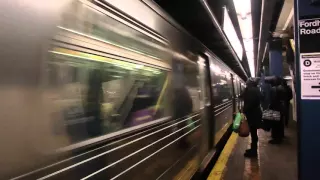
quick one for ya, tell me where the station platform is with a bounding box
[207,123,298,180]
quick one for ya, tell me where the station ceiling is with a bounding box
[155,0,250,80]
[155,0,290,79]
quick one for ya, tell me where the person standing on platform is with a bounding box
[240,78,262,158]
[282,79,293,127]
[269,77,286,144]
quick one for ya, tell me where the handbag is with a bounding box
[262,109,280,121]
[239,118,250,137]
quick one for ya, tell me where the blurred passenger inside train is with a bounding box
[240,77,262,158]
[172,63,194,149]
[268,77,286,144]
[85,69,104,139]
[173,86,193,148]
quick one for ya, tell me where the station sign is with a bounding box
[299,17,320,99]
[300,53,320,99]
[299,17,320,53]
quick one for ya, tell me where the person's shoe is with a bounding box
[268,139,282,144]
[244,150,257,158]
[245,149,256,153]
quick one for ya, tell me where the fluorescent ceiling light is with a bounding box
[233,0,255,77]
[223,7,243,61]
[283,8,294,31]
[283,76,292,80]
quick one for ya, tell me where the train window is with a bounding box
[60,0,171,63]
[210,62,233,106]
[233,78,237,96]
[237,80,240,95]
[233,76,240,96]
[47,49,170,144]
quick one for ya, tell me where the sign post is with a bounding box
[294,0,320,179]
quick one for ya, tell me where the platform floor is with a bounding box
[207,123,298,180]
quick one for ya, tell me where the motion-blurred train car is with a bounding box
[0,0,245,179]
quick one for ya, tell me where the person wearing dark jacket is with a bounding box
[282,79,293,127]
[239,78,262,158]
[269,78,286,144]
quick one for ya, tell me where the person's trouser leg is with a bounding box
[280,113,285,138]
[284,103,289,127]
[250,126,258,151]
[271,121,283,142]
[244,125,258,157]
[271,122,277,139]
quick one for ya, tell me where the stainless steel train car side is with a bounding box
[0,0,245,179]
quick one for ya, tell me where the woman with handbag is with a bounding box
[239,78,262,158]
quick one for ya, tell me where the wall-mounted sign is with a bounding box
[300,53,320,99]
[299,17,320,99]
[299,17,320,53]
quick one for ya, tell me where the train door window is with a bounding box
[237,79,241,96]
[233,76,238,97]
[233,76,239,97]
[210,62,233,106]
[197,57,207,109]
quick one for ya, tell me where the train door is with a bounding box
[197,55,214,164]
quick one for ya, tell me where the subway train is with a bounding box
[0,0,246,179]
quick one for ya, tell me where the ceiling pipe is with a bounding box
[256,0,278,76]
[262,42,269,64]
[272,0,294,39]
[200,0,248,78]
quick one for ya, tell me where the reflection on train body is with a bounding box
[0,0,245,179]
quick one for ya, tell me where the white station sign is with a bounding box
[300,53,320,99]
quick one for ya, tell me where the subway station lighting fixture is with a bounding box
[223,7,243,61]
[233,0,255,77]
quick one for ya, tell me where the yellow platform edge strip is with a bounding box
[207,132,238,180]
[173,122,232,180]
